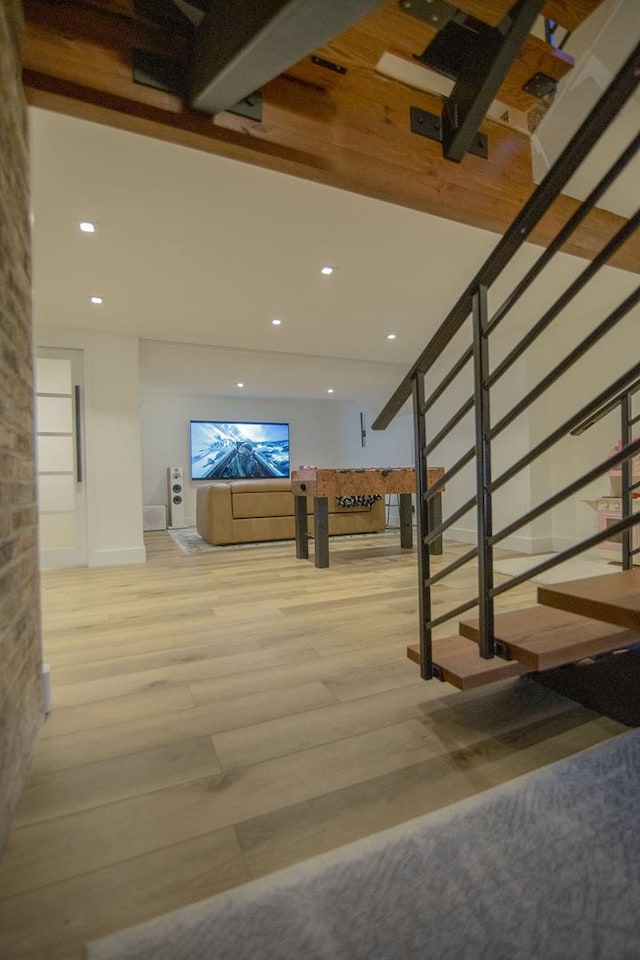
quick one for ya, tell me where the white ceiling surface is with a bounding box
[29,109,495,372]
[139,338,410,404]
[30,103,636,404]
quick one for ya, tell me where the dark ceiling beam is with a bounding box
[21,0,639,275]
[189,0,384,114]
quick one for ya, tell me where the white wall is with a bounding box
[141,391,345,525]
[414,324,547,554]
[335,402,414,469]
[35,327,146,566]
[528,299,639,552]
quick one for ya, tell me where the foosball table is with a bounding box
[291,466,445,568]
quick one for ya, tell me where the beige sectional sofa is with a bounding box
[196,479,386,545]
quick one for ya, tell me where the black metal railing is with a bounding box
[373,40,640,680]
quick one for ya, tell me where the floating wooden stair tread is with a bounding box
[407,636,525,690]
[538,570,640,631]
[454,0,604,33]
[459,605,638,671]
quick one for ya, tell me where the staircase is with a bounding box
[374,39,640,693]
[408,570,640,689]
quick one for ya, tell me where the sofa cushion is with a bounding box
[233,491,294,519]
[230,480,292,494]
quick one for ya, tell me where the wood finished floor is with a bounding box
[0,532,625,959]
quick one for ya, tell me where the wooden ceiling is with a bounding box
[21,0,640,274]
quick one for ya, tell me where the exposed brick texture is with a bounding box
[0,0,43,854]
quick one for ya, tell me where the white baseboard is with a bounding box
[551,536,617,559]
[447,527,554,555]
[505,535,555,555]
[89,546,147,566]
[551,536,583,553]
[443,527,476,546]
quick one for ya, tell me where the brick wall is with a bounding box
[0,0,43,854]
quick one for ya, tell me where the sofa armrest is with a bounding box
[196,483,233,544]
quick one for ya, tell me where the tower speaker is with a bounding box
[167,466,186,528]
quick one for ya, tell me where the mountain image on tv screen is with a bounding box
[191,421,290,480]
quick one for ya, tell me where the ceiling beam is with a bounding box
[21,0,638,274]
[454,0,604,30]
[320,1,574,114]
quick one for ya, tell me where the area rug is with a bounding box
[493,552,619,585]
[168,528,290,554]
[168,528,398,555]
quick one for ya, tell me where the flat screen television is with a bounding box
[190,420,290,481]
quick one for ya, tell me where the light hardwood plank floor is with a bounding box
[0,531,625,959]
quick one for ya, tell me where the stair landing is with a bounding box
[538,569,640,632]
[459,605,638,671]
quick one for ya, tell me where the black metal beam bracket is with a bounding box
[523,71,557,97]
[410,106,488,158]
[403,0,545,162]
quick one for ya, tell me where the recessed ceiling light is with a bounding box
[79,222,95,233]
[90,296,103,304]
[387,333,397,340]
[271,318,282,326]
[320,266,334,276]
[327,388,334,394]
[236,382,244,388]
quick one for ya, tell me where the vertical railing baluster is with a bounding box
[472,284,495,659]
[621,391,632,571]
[413,372,432,679]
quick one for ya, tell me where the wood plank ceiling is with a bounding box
[21,0,640,274]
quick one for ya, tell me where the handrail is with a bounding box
[422,346,473,415]
[423,446,475,499]
[484,130,640,338]
[487,209,640,390]
[490,437,640,546]
[428,597,479,631]
[423,496,477,546]
[425,397,474,457]
[425,546,477,587]
[375,37,640,680]
[571,378,640,436]
[491,362,640,490]
[372,41,640,431]
[489,287,640,441]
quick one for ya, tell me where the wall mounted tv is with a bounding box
[190,420,290,481]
